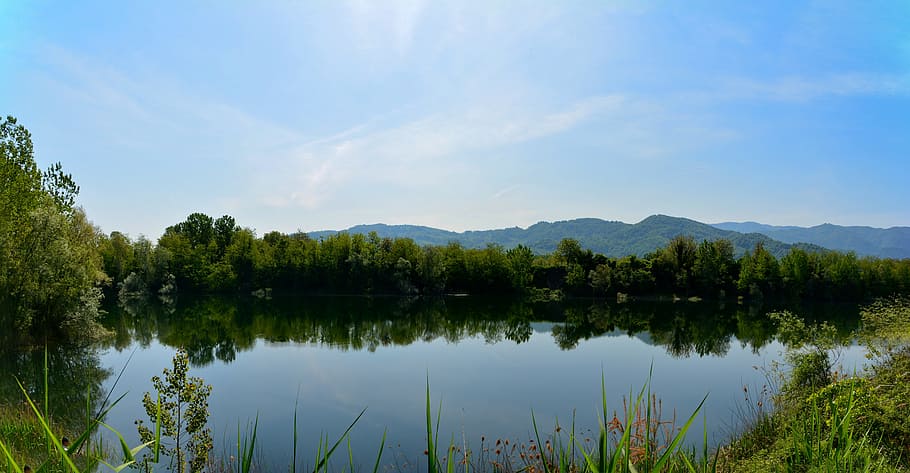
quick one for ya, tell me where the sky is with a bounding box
[2,1,909,238]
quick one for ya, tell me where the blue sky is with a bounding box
[2,1,908,238]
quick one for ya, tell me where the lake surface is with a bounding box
[1,296,868,471]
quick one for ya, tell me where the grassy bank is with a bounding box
[717,350,910,471]
[0,402,46,469]
[0,401,99,473]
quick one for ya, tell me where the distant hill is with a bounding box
[307,215,825,258]
[712,222,910,259]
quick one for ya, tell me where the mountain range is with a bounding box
[711,221,910,259]
[306,215,870,258]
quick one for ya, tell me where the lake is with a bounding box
[1,296,868,471]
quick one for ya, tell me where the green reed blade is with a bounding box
[446,434,455,473]
[16,379,80,473]
[154,393,162,463]
[311,407,366,473]
[44,347,49,456]
[610,384,641,473]
[293,387,300,473]
[530,410,552,473]
[426,377,437,473]
[242,414,259,473]
[371,428,387,473]
[0,438,23,473]
[653,393,708,472]
[347,436,354,473]
[578,440,602,473]
[98,458,135,473]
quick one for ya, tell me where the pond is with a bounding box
[1,296,868,471]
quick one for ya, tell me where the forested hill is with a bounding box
[307,215,823,258]
[712,222,910,259]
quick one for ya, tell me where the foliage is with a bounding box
[692,239,736,297]
[136,350,212,473]
[0,116,106,340]
[721,299,910,471]
[737,243,780,299]
[859,296,910,358]
[770,310,845,399]
[95,212,910,304]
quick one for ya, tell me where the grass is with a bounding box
[0,379,152,473]
[0,401,49,470]
[422,372,713,473]
[715,348,910,471]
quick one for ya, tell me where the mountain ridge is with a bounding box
[306,215,839,258]
[712,221,910,258]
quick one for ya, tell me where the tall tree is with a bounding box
[0,116,105,338]
[693,239,736,296]
[738,242,781,298]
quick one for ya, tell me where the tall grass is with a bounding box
[0,377,158,473]
[424,373,714,473]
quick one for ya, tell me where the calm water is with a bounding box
[1,296,867,470]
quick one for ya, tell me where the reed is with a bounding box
[423,372,713,473]
[0,378,158,473]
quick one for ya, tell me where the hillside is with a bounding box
[713,222,910,258]
[307,215,824,258]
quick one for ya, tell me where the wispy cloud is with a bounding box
[345,0,428,56]
[715,72,910,102]
[492,185,518,199]
[34,43,301,156]
[258,95,626,209]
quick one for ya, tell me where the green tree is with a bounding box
[225,228,256,290]
[170,213,215,249]
[738,242,781,298]
[780,247,814,298]
[0,116,105,337]
[42,161,80,212]
[693,238,736,296]
[506,244,535,292]
[0,116,42,225]
[556,238,584,265]
[612,255,654,295]
[100,231,136,285]
[137,349,213,473]
[416,246,447,294]
[556,238,594,294]
[657,235,697,294]
[212,215,237,257]
[589,263,613,296]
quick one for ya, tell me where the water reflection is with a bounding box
[100,296,862,366]
[0,343,111,433]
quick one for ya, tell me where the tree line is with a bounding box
[3,115,909,340]
[100,211,910,302]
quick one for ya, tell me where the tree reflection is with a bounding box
[99,296,862,364]
[0,343,111,434]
